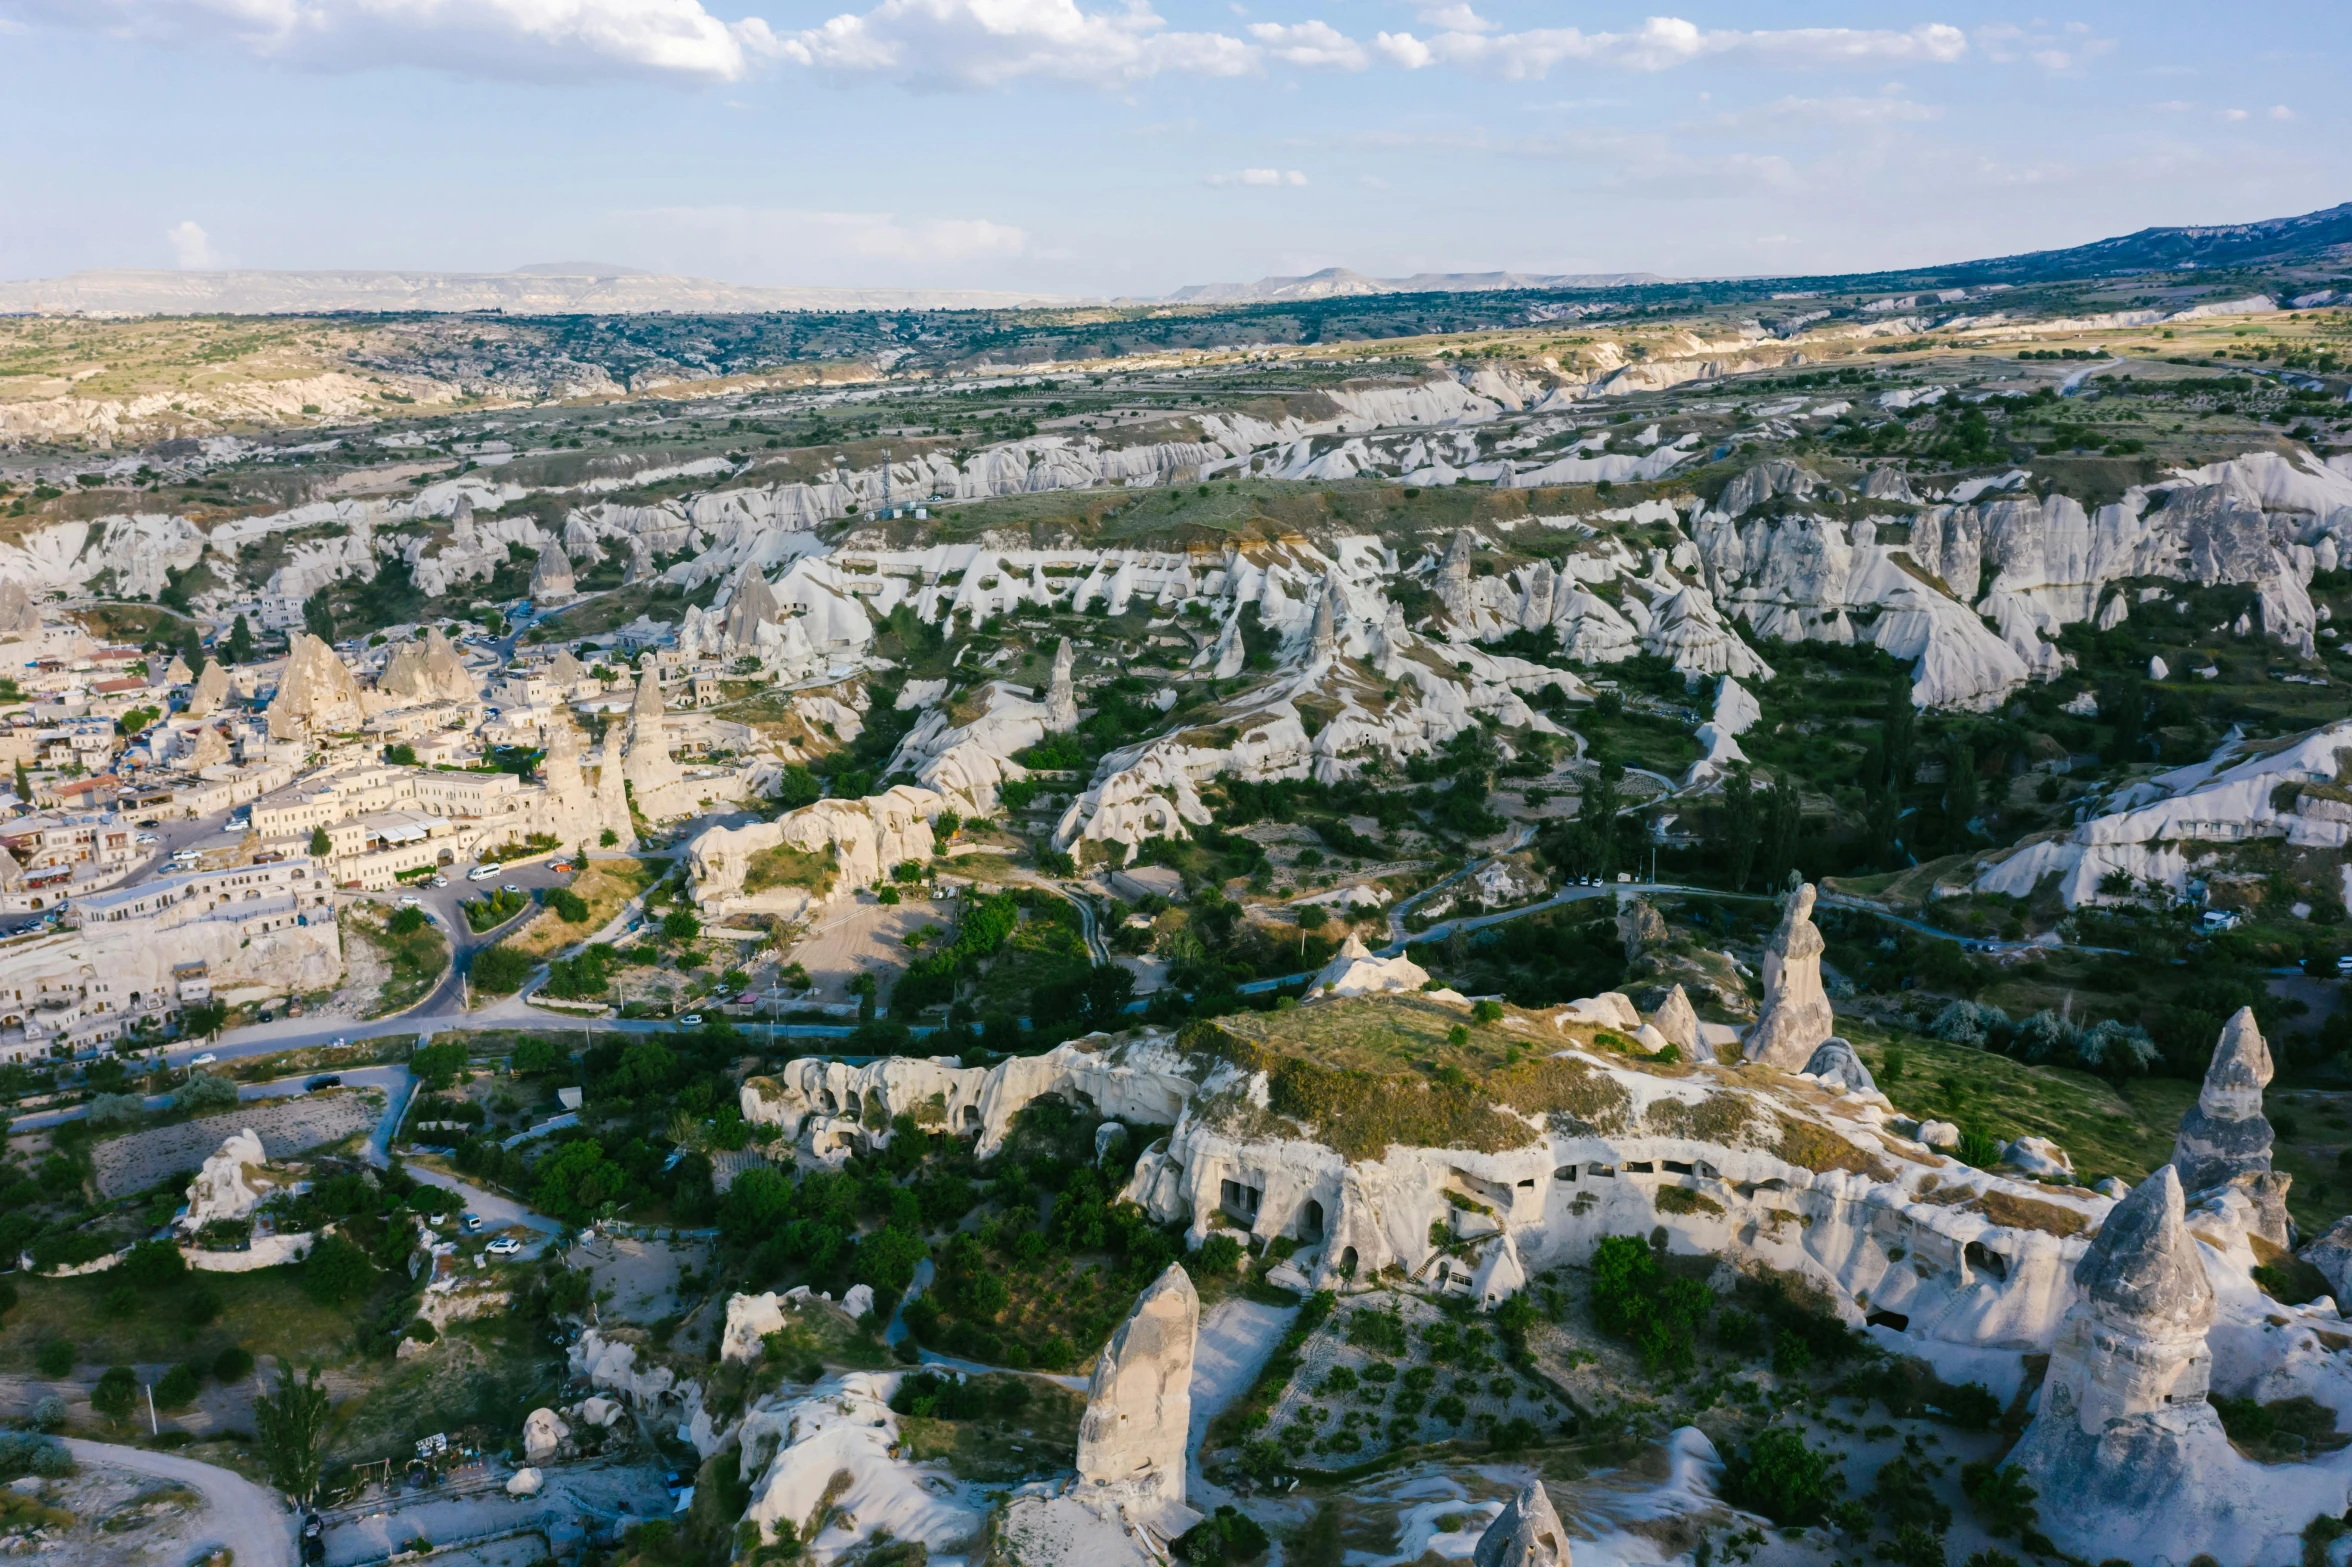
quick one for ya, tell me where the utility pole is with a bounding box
[146,1381,157,1436]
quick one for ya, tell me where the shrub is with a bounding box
[154,1362,202,1409]
[1872,1455,1952,1532]
[120,1239,187,1290]
[214,1345,256,1383]
[26,1398,64,1433]
[1724,1427,1843,1525]
[549,888,590,923]
[410,1040,467,1084]
[1472,999,1504,1025]
[1175,1509,1271,1567]
[1187,1234,1244,1281]
[470,944,536,995]
[0,1434,71,1480]
[90,1366,138,1422]
[1588,1234,1712,1374]
[512,1037,569,1076]
[34,1342,71,1379]
[183,1286,223,1326]
[662,909,701,941]
[102,1286,140,1319]
[1959,1462,2039,1538]
[177,1072,240,1112]
[387,905,429,936]
[87,1092,145,1128]
[301,1234,375,1305]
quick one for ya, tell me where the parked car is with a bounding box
[678,1014,703,1027]
[465,864,499,881]
[306,1074,342,1090]
[485,1236,523,1257]
[430,874,449,888]
[398,895,423,909]
[135,832,160,846]
[461,1213,482,1233]
[190,1052,216,1066]
[500,884,521,896]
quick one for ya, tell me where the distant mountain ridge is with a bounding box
[1161,265,1666,304]
[2,201,2345,318]
[0,267,1074,317]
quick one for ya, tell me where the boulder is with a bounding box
[1473,1481,1571,1567]
[180,1130,270,1230]
[1648,984,1700,1052]
[2094,1176,2130,1200]
[580,1396,623,1427]
[2004,1136,2074,1181]
[841,1284,875,1319]
[1916,1120,1960,1150]
[1559,992,1642,1031]
[720,1291,787,1364]
[506,1467,543,1497]
[2305,1217,2352,1306]
[1801,1038,1876,1095]
[1075,1262,1198,1506]
[1742,883,1835,1070]
[522,1407,569,1464]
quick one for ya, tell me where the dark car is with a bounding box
[306,1074,342,1090]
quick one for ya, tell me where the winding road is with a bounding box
[63,1437,293,1567]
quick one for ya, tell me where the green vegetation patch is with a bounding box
[743,842,838,898]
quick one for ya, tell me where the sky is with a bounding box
[0,0,2343,298]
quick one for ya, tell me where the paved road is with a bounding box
[63,1436,294,1567]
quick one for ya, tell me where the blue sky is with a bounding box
[0,0,2341,296]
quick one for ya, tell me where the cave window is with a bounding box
[1302,1199,1325,1241]
[1587,1164,1615,1178]
[1964,1241,2009,1282]
[1554,1167,1578,1182]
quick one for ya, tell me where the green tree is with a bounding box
[1721,765,1758,891]
[1882,675,1916,790]
[309,825,332,857]
[227,615,255,665]
[470,945,535,994]
[253,1361,333,1505]
[778,764,822,810]
[1943,738,1980,839]
[661,908,701,941]
[181,999,228,1041]
[300,1234,375,1305]
[154,1362,202,1409]
[90,1367,138,1423]
[120,1239,187,1291]
[302,590,337,645]
[410,1040,467,1085]
[1724,1427,1843,1525]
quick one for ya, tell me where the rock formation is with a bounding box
[529,543,576,603]
[2171,1007,2292,1245]
[690,788,938,919]
[185,724,230,772]
[178,1130,270,1230]
[2009,1165,2326,1565]
[266,633,368,740]
[1045,637,1078,731]
[623,668,686,812]
[1649,983,1700,1052]
[378,627,477,706]
[1741,882,1835,1069]
[186,659,231,719]
[1617,897,1667,960]
[1312,933,1431,997]
[1473,1482,1571,1567]
[1801,1038,1875,1095]
[0,579,38,638]
[2305,1216,2352,1305]
[1075,1261,1198,1507]
[721,561,781,652]
[522,1407,569,1464]
[164,653,193,684]
[594,720,636,850]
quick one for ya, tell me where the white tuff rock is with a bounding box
[1075,1262,1199,1508]
[1473,1481,1571,1567]
[1741,883,1835,1070]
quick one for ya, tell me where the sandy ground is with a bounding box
[45,1438,296,1567]
[1185,1297,1296,1506]
[572,1232,713,1324]
[782,899,941,1004]
[91,1090,381,1197]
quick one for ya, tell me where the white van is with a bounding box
[466,864,500,882]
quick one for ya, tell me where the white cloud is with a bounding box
[1370,17,1967,78]
[2270,104,2294,120]
[1247,19,1364,69]
[758,0,1256,89]
[1743,93,1942,126]
[2218,107,2249,122]
[14,0,772,81]
[166,220,219,268]
[1414,2,1491,32]
[1207,168,1308,186]
[2150,99,2195,112]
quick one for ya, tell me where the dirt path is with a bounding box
[61,1437,294,1567]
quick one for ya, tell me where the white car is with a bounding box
[466,864,500,881]
[485,1236,523,1257]
[500,884,521,896]
[398,896,422,909]
[135,833,160,846]
[430,875,449,888]
[190,1052,217,1066]
[679,1014,703,1027]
